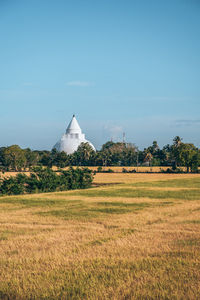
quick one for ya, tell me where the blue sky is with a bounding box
[0,0,200,150]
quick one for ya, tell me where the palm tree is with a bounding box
[172,136,182,169]
[144,152,153,166]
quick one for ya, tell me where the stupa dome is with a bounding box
[53,115,95,154]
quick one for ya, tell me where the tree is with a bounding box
[121,145,137,166]
[190,150,200,173]
[0,147,6,170]
[101,141,115,152]
[71,143,96,166]
[171,136,183,169]
[24,148,39,169]
[142,141,163,166]
[178,143,199,173]
[99,142,137,166]
[144,152,153,166]
[173,136,182,147]
[95,151,111,166]
[3,145,26,171]
[53,151,69,168]
[40,152,53,167]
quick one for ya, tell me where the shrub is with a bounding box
[160,167,184,174]
[107,168,114,173]
[0,174,26,195]
[0,167,93,196]
[130,169,136,173]
[97,166,103,172]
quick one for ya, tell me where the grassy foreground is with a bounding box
[0,173,200,299]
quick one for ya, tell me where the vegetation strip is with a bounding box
[1,136,200,173]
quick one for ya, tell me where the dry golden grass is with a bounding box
[53,166,187,172]
[93,172,200,184]
[0,173,200,299]
[0,171,31,178]
[1,166,199,180]
[89,166,183,172]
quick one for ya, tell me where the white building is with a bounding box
[53,115,95,154]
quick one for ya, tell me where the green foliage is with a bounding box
[99,142,138,166]
[0,136,199,171]
[2,145,26,171]
[179,143,199,172]
[97,166,103,172]
[0,173,27,195]
[0,167,93,195]
[24,148,39,169]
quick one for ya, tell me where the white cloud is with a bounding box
[103,123,123,141]
[66,81,94,87]
[174,119,200,127]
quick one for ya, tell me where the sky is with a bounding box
[0,0,200,150]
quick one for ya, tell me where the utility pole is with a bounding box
[123,132,125,143]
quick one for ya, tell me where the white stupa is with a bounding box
[53,115,95,154]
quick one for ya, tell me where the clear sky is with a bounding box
[0,0,200,150]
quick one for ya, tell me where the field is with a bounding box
[0,173,200,299]
[0,167,167,179]
[53,166,188,173]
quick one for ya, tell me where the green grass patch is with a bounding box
[38,207,99,220]
[182,220,200,224]
[90,207,132,214]
[71,187,200,200]
[129,177,200,188]
[0,229,26,241]
[92,201,151,213]
[38,205,136,220]
[175,238,200,247]
[96,201,150,208]
[0,227,53,241]
[37,200,173,221]
[0,197,82,208]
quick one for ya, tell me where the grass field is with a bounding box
[0,173,200,299]
[0,166,189,179]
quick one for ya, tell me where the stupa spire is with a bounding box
[66,114,82,134]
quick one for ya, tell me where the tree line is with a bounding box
[0,136,199,173]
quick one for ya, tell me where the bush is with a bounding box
[0,174,26,195]
[96,167,114,173]
[107,168,114,173]
[160,167,184,174]
[97,166,103,173]
[0,167,93,196]
[122,168,136,173]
